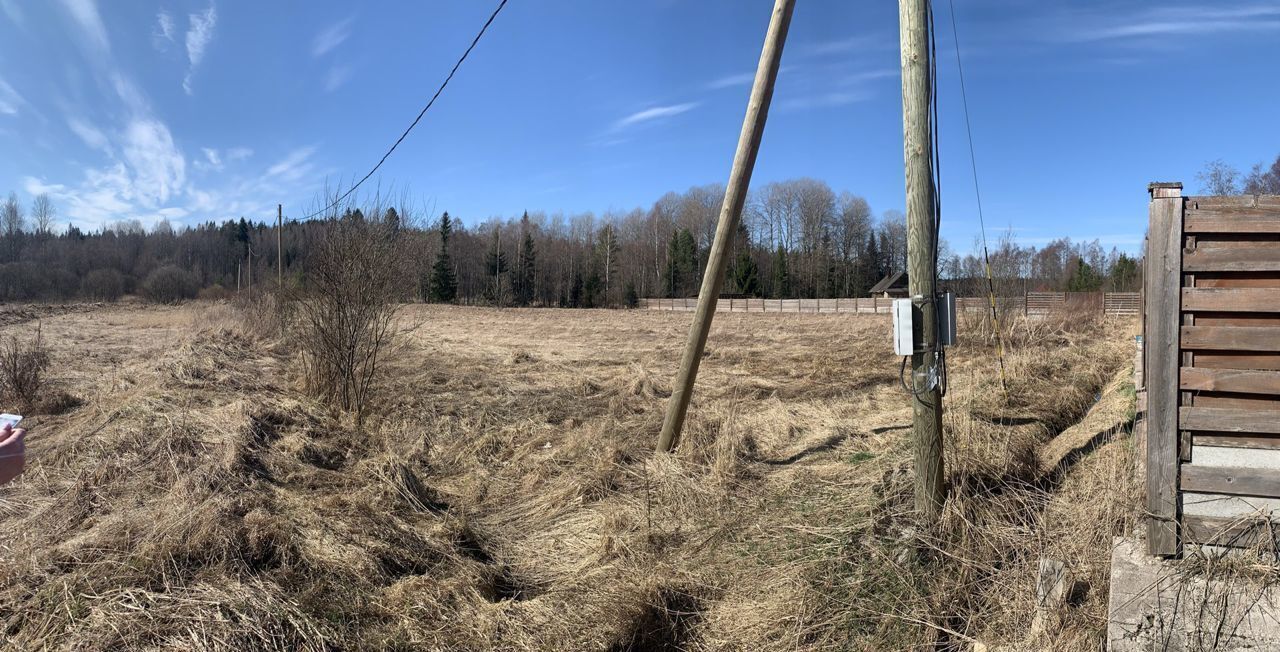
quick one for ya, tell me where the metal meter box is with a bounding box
[893,293,957,356]
[937,292,957,347]
[892,298,914,355]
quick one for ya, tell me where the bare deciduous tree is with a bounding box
[294,199,415,421]
[31,193,55,235]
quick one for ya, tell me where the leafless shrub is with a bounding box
[142,265,199,304]
[81,268,125,302]
[0,326,49,412]
[293,199,415,420]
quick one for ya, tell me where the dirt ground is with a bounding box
[0,302,1138,651]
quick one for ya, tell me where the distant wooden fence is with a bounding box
[1143,184,1280,556]
[641,291,1140,316]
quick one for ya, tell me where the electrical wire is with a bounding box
[301,0,509,220]
[946,0,1007,392]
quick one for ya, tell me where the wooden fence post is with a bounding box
[1145,181,1183,556]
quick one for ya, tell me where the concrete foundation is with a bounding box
[1108,536,1280,651]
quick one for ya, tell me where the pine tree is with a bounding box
[623,280,639,308]
[663,231,683,298]
[513,212,536,306]
[595,224,620,305]
[384,207,401,236]
[428,212,457,302]
[731,250,761,296]
[772,245,790,299]
[485,226,510,305]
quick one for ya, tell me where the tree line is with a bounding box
[0,177,1142,306]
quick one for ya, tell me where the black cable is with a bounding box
[302,0,509,220]
[945,0,1008,392]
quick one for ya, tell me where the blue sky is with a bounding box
[1,1,1278,253]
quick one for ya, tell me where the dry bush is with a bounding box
[294,203,415,419]
[82,268,125,302]
[0,325,49,412]
[142,265,199,304]
[197,284,233,301]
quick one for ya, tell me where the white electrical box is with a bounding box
[892,298,914,355]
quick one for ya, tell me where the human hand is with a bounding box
[0,424,25,485]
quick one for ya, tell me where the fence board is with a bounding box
[1183,515,1280,547]
[1193,434,1280,450]
[1181,368,1280,394]
[1182,287,1280,312]
[1184,242,1280,272]
[1185,211,1280,233]
[1181,326,1280,351]
[1181,406,1280,434]
[1181,465,1280,498]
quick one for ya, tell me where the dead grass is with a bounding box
[0,303,1138,650]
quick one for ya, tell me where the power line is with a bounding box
[302,0,509,220]
[946,0,1007,391]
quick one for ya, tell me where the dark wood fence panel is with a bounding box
[1152,189,1280,555]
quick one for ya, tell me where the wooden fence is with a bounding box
[641,291,1140,316]
[1144,183,1280,555]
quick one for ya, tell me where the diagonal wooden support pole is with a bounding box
[656,0,794,453]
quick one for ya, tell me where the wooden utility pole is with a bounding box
[899,0,945,517]
[277,204,283,291]
[656,0,794,453]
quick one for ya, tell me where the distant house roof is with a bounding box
[869,270,908,294]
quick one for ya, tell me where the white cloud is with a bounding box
[226,146,253,161]
[154,10,175,50]
[67,117,110,152]
[58,0,111,55]
[267,147,317,182]
[312,18,353,57]
[324,65,353,92]
[1055,4,1280,42]
[194,146,222,171]
[706,72,756,90]
[613,102,700,130]
[121,118,186,207]
[22,177,67,195]
[182,5,217,95]
[0,78,22,116]
[802,34,887,57]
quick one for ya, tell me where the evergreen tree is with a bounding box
[623,280,639,308]
[384,207,401,236]
[568,268,583,308]
[676,229,697,295]
[1109,253,1139,292]
[484,227,510,305]
[1066,258,1101,292]
[772,245,791,299]
[512,212,536,305]
[730,250,761,296]
[663,231,683,298]
[428,212,457,302]
[595,224,620,305]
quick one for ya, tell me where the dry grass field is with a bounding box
[0,302,1138,651]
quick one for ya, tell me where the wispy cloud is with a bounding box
[613,102,700,130]
[706,71,757,90]
[267,147,318,182]
[0,78,23,116]
[801,33,889,57]
[183,5,217,95]
[58,0,111,54]
[1054,4,1280,42]
[312,17,353,57]
[195,147,222,172]
[324,65,353,92]
[67,117,110,152]
[780,90,873,111]
[153,10,175,50]
[226,146,253,161]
